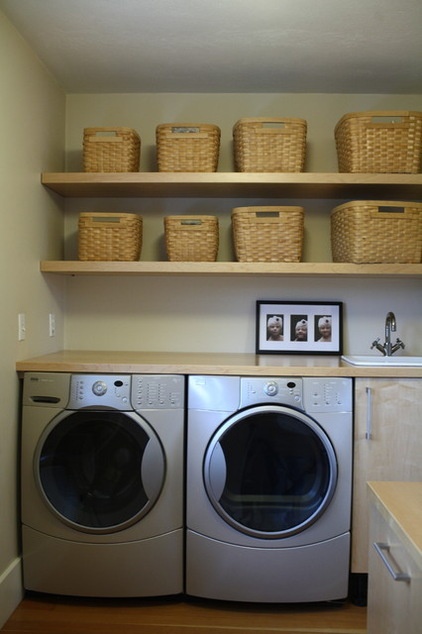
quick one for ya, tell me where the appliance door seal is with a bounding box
[34,409,165,534]
[203,404,337,539]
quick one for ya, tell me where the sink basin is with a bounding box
[342,355,422,367]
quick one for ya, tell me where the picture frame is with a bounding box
[256,301,343,355]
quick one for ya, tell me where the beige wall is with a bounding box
[64,94,422,354]
[65,93,422,173]
[0,11,65,626]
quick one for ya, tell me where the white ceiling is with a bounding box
[1,0,421,94]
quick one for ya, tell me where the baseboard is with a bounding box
[0,557,24,629]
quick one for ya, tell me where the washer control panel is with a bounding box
[68,374,185,410]
[132,375,184,410]
[240,378,303,408]
[69,374,132,409]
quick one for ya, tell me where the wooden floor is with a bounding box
[2,593,367,634]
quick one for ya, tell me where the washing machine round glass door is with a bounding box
[34,410,165,533]
[203,405,337,538]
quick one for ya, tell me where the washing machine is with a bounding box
[21,372,184,598]
[186,375,353,603]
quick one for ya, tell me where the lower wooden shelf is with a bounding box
[15,350,422,377]
[40,260,422,277]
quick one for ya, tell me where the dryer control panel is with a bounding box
[303,378,352,413]
[240,378,303,408]
[239,377,352,413]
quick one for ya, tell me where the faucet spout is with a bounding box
[385,311,396,333]
[384,311,397,356]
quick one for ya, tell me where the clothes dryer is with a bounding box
[21,372,184,597]
[186,375,352,603]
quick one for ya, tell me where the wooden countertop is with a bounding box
[368,481,422,568]
[15,350,422,377]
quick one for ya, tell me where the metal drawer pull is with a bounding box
[365,386,372,439]
[373,542,410,582]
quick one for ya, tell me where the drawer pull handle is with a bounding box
[365,386,372,439]
[373,542,410,582]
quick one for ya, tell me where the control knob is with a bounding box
[264,381,278,396]
[92,380,107,396]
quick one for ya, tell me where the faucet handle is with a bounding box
[371,337,387,355]
[392,338,405,352]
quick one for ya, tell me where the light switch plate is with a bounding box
[49,313,56,337]
[18,313,26,341]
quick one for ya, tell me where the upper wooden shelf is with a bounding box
[41,172,422,199]
[40,261,422,277]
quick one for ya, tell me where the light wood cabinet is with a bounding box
[352,379,422,573]
[367,482,422,634]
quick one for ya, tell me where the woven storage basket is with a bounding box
[164,215,219,261]
[156,123,221,172]
[335,111,422,173]
[233,118,307,172]
[331,201,422,263]
[83,127,140,172]
[78,212,142,261]
[232,206,304,262]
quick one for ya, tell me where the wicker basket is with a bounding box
[335,111,422,173]
[331,201,422,263]
[156,123,221,172]
[78,212,142,261]
[232,206,304,262]
[233,118,307,172]
[164,215,219,261]
[83,127,140,172]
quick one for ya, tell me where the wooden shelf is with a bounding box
[41,172,422,199]
[15,350,422,378]
[40,261,422,277]
[41,172,422,278]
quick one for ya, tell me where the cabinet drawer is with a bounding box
[368,502,421,634]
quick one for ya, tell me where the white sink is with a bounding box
[342,355,422,367]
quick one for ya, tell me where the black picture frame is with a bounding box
[256,301,343,355]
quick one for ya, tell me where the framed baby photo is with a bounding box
[256,301,343,355]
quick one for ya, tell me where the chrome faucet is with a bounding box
[371,311,405,356]
[384,312,396,356]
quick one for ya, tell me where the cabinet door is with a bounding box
[352,379,422,573]
[367,502,421,634]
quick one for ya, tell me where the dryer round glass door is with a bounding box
[203,405,337,538]
[34,410,165,533]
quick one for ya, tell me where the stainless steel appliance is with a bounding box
[186,375,353,602]
[21,372,184,597]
